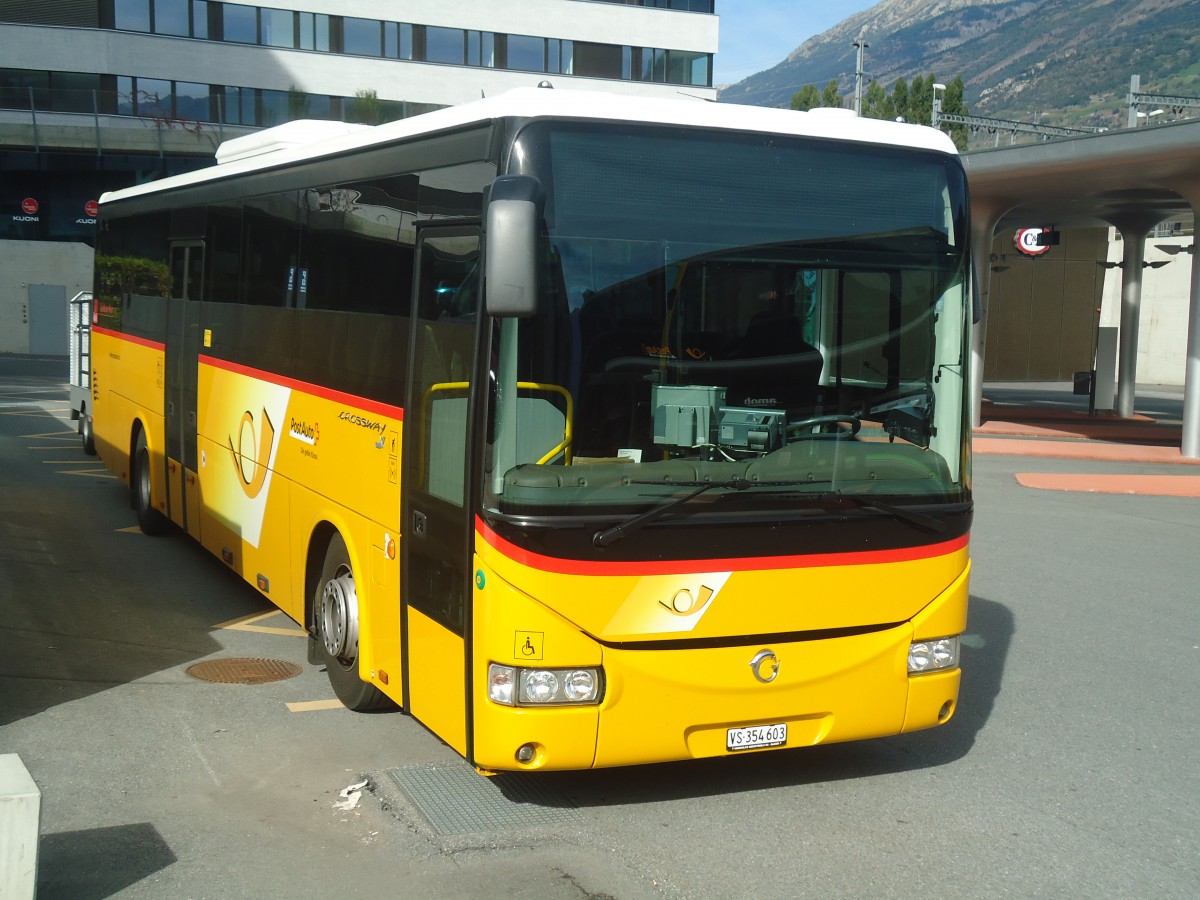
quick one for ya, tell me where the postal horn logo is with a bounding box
[659,585,716,617]
[228,408,275,498]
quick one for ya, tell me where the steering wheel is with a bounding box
[788,413,862,441]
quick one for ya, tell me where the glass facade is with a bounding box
[102,0,711,88]
[0,68,441,128]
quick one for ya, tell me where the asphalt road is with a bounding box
[2,356,1197,899]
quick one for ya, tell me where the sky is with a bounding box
[713,0,879,86]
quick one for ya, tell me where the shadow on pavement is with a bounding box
[37,823,177,900]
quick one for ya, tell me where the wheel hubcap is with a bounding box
[320,566,358,662]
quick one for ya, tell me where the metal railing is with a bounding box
[1127,75,1200,128]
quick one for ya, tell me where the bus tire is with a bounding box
[315,534,392,712]
[80,409,96,456]
[131,429,169,535]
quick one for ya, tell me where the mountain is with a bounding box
[718,0,1200,133]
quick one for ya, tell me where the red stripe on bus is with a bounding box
[199,355,404,420]
[91,326,165,352]
[476,517,968,576]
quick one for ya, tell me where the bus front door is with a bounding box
[401,225,481,759]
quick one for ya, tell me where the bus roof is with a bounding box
[100,86,959,206]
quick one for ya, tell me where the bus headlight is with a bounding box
[908,636,959,674]
[488,664,602,706]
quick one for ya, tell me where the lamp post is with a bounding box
[853,39,868,117]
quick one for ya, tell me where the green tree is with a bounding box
[821,78,842,109]
[862,80,892,120]
[790,84,821,111]
[940,75,970,150]
[859,73,972,149]
[287,85,310,121]
[349,89,381,125]
[909,75,933,127]
[890,78,910,121]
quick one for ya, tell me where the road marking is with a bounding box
[52,467,116,479]
[212,610,307,637]
[1016,472,1200,496]
[286,699,344,713]
[116,526,142,533]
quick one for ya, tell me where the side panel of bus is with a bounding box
[92,328,166,496]
[194,358,405,697]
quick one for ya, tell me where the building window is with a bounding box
[305,94,333,119]
[261,8,294,48]
[343,17,381,56]
[260,88,288,126]
[116,75,173,116]
[217,85,255,124]
[113,0,151,32]
[547,39,573,75]
[637,47,666,82]
[506,35,545,73]
[467,31,495,68]
[386,22,414,59]
[153,0,189,36]
[298,12,329,51]
[52,72,101,113]
[667,49,709,86]
[574,42,624,79]
[191,1,208,39]
[426,26,466,65]
[222,4,257,44]
[174,81,209,119]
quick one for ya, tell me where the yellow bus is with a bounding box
[89,87,972,772]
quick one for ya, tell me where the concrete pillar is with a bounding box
[1179,183,1200,459]
[1107,214,1162,419]
[1184,246,1200,457]
[0,754,40,900]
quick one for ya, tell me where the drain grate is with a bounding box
[186,657,302,685]
[385,764,582,834]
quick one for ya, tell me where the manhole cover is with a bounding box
[186,657,302,685]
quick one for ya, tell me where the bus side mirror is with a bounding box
[485,175,542,318]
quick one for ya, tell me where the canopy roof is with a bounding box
[962,118,1200,231]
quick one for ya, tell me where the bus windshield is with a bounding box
[485,121,971,523]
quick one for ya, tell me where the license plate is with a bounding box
[726,723,787,751]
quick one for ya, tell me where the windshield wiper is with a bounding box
[592,478,821,549]
[806,491,946,534]
[590,480,946,549]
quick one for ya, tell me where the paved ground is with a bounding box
[975,382,1200,493]
[3,361,1198,899]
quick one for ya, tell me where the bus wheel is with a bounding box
[80,410,96,455]
[315,535,391,712]
[131,430,169,535]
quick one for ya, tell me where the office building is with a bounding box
[0,0,718,353]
